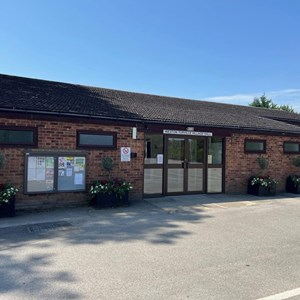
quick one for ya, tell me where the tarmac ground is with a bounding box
[0,193,300,300]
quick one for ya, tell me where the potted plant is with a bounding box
[0,151,19,217]
[90,178,132,208]
[248,157,278,196]
[0,183,18,217]
[89,157,133,209]
[286,157,300,194]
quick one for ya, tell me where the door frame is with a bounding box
[163,135,207,195]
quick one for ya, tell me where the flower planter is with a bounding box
[93,191,129,209]
[0,196,15,217]
[248,182,276,196]
[286,177,300,194]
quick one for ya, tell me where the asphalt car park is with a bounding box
[0,194,300,300]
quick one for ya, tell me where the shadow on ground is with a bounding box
[0,250,80,299]
[0,200,211,248]
[1,193,298,298]
[0,200,211,297]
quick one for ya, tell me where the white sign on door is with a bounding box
[156,154,163,164]
[121,147,131,162]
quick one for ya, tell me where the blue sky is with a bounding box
[1,0,300,110]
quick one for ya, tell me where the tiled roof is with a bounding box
[1,73,300,134]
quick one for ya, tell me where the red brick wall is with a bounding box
[0,117,144,209]
[225,133,300,193]
[2,115,300,209]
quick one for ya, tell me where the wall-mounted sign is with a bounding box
[121,147,131,162]
[163,130,212,136]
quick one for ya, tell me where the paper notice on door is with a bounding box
[156,154,163,164]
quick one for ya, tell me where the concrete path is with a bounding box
[1,192,298,229]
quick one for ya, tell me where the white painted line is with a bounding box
[256,287,300,300]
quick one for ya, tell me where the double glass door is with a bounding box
[166,137,205,194]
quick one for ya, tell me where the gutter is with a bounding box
[0,107,145,124]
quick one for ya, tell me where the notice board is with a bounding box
[57,156,86,191]
[25,153,86,193]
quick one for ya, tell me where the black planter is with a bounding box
[248,182,276,196]
[286,177,300,194]
[93,191,129,209]
[0,196,16,217]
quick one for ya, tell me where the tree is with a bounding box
[278,104,295,113]
[249,94,295,113]
[249,94,277,109]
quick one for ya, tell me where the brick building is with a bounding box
[1,74,300,209]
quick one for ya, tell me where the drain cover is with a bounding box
[27,221,73,233]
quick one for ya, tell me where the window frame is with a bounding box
[283,141,300,154]
[0,126,37,147]
[76,130,117,149]
[208,137,223,165]
[144,134,164,196]
[244,139,266,154]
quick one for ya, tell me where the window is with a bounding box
[144,134,163,195]
[144,134,163,164]
[0,126,36,146]
[77,131,116,149]
[208,137,223,164]
[245,139,266,153]
[25,151,86,194]
[207,137,224,193]
[284,142,300,153]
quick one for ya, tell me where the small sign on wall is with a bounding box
[163,129,212,136]
[121,147,131,162]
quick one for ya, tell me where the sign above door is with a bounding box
[163,129,212,136]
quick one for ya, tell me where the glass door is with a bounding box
[167,138,185,193]
[187,138,204,192]
[166,137,205,194]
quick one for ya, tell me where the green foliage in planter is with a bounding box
[288,175,300,187]
[248,157,278,195]
[102,156,114,179]
[89,178,133,198]
[257,156,268,170]
[250,176,277,191]
[89,156,133,204]
[0,183,18,204]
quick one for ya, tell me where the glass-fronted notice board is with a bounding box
[57,156,85,191]
[27,156,55,192]
[25,152,86,193]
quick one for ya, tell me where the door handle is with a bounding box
[181,161,188,168]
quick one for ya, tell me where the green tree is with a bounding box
[278,104,294,113]
[249,94,295,113]
[249,94,277,109]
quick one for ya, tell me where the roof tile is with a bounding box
[1,74,300,134]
